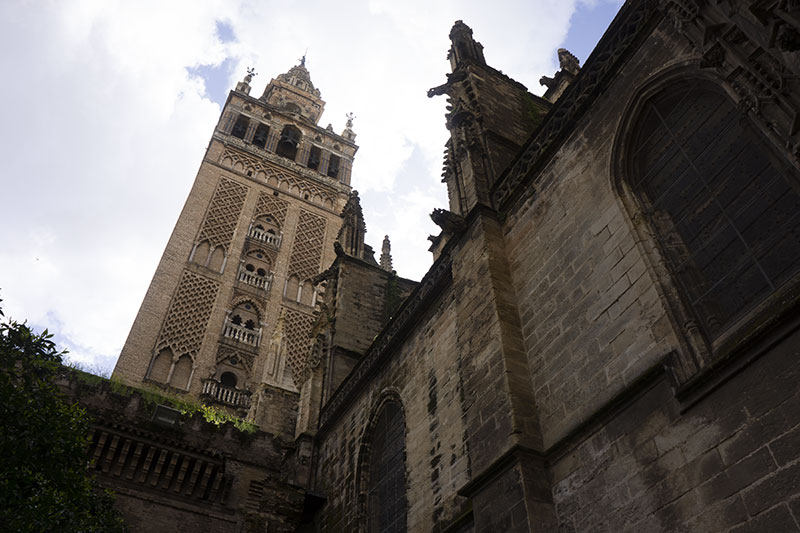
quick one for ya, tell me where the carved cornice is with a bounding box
[317,252,453,434]
[662,0,800,164]
[491,1,663,211]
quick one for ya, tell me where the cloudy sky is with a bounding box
[0,0,622,374]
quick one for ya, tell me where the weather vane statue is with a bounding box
[244,67,257,83]
[346,112,356,128]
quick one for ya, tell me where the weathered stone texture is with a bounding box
[550,327,800,532]
[502,20,696,448]
[331,259,415,356]
[60,372,306,533]
[462,64,549,181]
[314,291,472,531]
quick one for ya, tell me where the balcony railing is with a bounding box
[201,379,251,408]
[238,267,273,291]
[222,319,262,347]
[248,226,282,247]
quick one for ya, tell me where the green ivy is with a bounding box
[74,369,257,434]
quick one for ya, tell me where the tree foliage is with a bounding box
[0,300,126,532]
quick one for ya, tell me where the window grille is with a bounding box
[367,402,407,533]
[631,79,800,339]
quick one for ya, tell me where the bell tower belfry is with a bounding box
[113,60,358,437]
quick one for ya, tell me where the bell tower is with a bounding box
[113,60,358,437]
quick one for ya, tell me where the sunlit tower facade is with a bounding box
[113,61,357,436]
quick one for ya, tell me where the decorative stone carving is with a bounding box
[197,178,249,252]
[156,270,220,360]
[288,210,326,280]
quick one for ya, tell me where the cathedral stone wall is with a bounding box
[494,3,800,530]
[502,18,694,448]
[331,259,415,356]
[313,289,472,532]
[550,329,800,532]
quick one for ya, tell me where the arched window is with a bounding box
[249,215,281,246]
[276,125,301,160]
[307,146,322,171]
[220,371,237,388]
[252,123,270,148]
[629,78,800,340]
[284,275,300,301]
[230,302,259,329]
[366,401,407,533]
[170,354,193,390]
[239,250,273,289]
[147,347,172,383]
[225,302,261,346]
[231,114,249,139]
[327,154,341,179]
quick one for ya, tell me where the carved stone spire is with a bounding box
[540,48,581,103]
[428,21,550,216]
[337,191,367,259]
[447,20,486,70]
[380,235,393,272]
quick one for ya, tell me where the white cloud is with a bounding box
[0,0,600,373]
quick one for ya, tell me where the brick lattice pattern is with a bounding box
[197,177,249,250]
[157,271,220,358]
[219,147,337,206]
[254,190,289,227]
[288,209,326,279]
[281,306,316,384]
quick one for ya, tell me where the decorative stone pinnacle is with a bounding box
[380,235,393,272]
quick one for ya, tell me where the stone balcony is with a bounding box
[247,226,282,248]
[222,319,262,348]
[237,267,273,291]
[201,378,252,408]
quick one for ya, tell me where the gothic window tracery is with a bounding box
[628,78,800,341]
[364,400,407,533]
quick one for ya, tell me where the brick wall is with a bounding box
[313,291,472,531]
[61,372,306,532]
[550,326,800,531]
[502,21,694,448]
